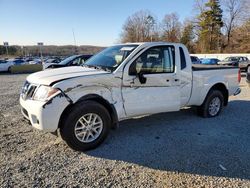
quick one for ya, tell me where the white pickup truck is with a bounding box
[20,42,241,151]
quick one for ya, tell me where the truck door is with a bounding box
[122,45,181,117]
[178,46,193,106]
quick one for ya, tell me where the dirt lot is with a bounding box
[0,73,250,187]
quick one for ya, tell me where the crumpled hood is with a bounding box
[27,66,108,85]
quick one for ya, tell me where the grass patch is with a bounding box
[10,64,43,73]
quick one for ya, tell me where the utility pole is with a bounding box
[21,46,24,57]
[37,42,44,62]
[146,16,155,42]
[72,28,78,54]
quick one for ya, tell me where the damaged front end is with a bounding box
[20,81,72,132]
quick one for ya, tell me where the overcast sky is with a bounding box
[0,0,195,46]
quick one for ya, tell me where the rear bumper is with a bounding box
[20,93,70,132]
[234,88,241,96]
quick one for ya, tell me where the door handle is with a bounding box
[174,79,180,82]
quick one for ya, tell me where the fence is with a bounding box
[191,54,250,60]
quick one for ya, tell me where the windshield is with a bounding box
[84,45,138,71]
[59,55,78,65]
[224,57,238,61]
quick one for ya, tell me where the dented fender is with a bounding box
[52,75,126,120]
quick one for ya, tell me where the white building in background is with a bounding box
[191,54,250,60]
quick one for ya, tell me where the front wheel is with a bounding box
[60,101,111,151]
[197,90,224,118]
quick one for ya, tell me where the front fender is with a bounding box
[64,84,115,104]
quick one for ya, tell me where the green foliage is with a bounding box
[0,45,103,58]
[10,64,43,74]
[197,0,223,52]
[0,45,21,56]
[180,22,195,52]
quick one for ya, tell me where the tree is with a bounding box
[120,10,158,43]
[194,0,207,13]
[181,21,195,52]
[222,0,245,48]
[161,13,181,42]
[197,0,223,52]
[229,18,250,53]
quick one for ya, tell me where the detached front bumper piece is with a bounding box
[20,93,71,132]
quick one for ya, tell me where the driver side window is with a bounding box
[129,46,175,75]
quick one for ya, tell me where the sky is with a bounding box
[0,0,195,46]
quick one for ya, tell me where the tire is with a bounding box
[197,90,224,118]
[8,66,12,73]
[60,101,111,151]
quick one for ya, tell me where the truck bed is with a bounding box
[188,65,240,106]
[192,64,237,71]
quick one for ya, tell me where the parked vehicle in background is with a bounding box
[247,66,250,87]
[237,57,249,71]
[191,56,201,64]
[23,57,33,63]
[43,54,92,69]
[20,42,241,151]
[28,58,42,64]
[201,58,220,65]
[219,56,250,71]
[0,60,14,72]
[44,58,61,65]
[8,59,27,65]
[218,57,239,67]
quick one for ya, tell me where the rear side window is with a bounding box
[179,47,186,70]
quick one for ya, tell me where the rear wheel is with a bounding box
[197,90,224,118]
[60,101,111,151]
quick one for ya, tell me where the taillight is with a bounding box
[238,69,241,83]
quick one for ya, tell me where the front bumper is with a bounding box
[20,94,70,132]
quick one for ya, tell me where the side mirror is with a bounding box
[137,72,147,84]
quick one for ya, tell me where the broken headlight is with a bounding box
[33,85,60,102]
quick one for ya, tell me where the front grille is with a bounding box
[21,81,37,100]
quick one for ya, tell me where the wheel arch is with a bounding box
[204,83,229,106]
[58,94,119,130]
[8,65,13,73]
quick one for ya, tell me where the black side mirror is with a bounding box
[137,72,147,84]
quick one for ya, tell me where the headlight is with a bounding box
[33,85,60,101]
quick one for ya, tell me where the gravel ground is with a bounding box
[0,73,250,187]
